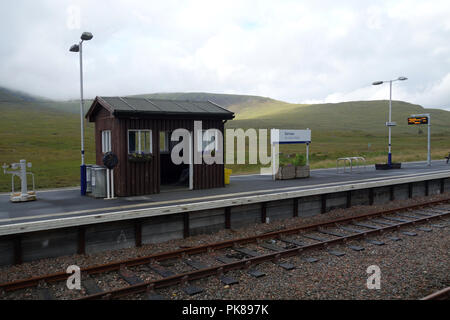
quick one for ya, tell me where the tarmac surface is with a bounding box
[0,160,449,226]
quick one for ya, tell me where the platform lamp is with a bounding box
[70,32,93,195]
[372,76,408,168]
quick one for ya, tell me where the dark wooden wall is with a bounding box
[94,110,225,196]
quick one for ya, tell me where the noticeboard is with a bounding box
[271,129,311,144]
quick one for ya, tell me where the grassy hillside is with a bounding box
[0,88,449,191]
[228,100,450,134]
[0,88,274,114]
[0,102,95,191]
[130,92,274,108]
[0,87,86,114]
[225,99,450,174]
[0,86,43,102]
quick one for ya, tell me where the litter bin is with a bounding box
[91,166,107,198]
[224,168,232,185]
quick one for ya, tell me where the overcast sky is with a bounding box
[1,0,449,110]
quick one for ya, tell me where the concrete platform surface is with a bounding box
[0,160,449,229]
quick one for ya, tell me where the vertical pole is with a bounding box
[79,41,86,195]
[20,160,27,196]
[388,80,392,167]
[106,169,110,199]
[427,114,431,166]
[306,143,309,166]
[111,168,114,198]
[272,143,276,180]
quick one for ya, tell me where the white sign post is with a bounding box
[270,129,312,180]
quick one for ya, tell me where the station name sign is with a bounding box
[408,116,428,125]
[271,129,311,144]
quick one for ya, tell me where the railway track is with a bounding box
[0,199,449,300]
[421,287,450,300]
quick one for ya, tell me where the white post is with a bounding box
[106,168,110,199]
[111,169,115,198]
[20,160,27,195]
[306,143,310,166]
[272,143,277,180]
[388,80,392,166]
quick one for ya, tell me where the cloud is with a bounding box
[0,0,449,110]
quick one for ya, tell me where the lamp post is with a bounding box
[372,76,407,168]
[70,32,93,195]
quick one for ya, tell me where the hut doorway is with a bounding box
[159,131,192,192]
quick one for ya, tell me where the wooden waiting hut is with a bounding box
[86,96,234,197]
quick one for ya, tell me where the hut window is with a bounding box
[102,130,111,153]
[128,130,152,154]
[160,131,169,153]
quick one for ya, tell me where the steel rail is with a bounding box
[0,198,448,292]
[421,287,450,300]
[77,211,449,300]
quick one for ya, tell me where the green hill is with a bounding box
[0,86,45,102]
[227,100,450,134]
[0,87,86,114]
[0,101,95,191]
[130,92,274,108]
[0,88,275,114]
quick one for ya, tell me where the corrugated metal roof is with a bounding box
[94,96,234,119]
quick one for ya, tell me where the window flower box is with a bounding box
[128,153,153,163]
